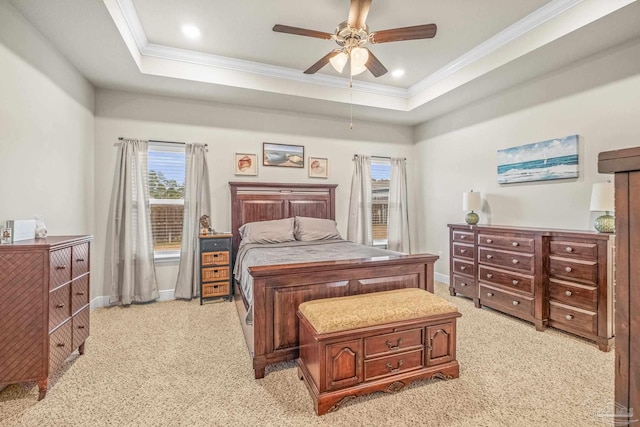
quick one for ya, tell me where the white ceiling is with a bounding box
[7,0,640,126]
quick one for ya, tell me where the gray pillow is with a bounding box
[239,217,295,245]
[295,216,342,241]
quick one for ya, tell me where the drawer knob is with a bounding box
[486,273,493,279]
[565,314,574,320]
[460,235,465,239]
[56,303,65,308]
[486,255,493,259]
[512,259,519,264]
[78,325,86,329]
[76,258,85,262]
[56,265,67,270]
[486,239,493,244]
[460,249,466,254]
[56,342,65,347]
[512,300,520,306]
[385,338,403,350]
[565,247,573,253]
[565,266,572,273]
[565,290,573,297]
[512,242,519,247]
[512,280,519,285]
[76,291,85,296]
[487,292,494,297]
[460,283,467,287]
[385,360,404,373]
[460,266,466,271]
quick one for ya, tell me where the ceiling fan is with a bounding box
[272,0,437,78]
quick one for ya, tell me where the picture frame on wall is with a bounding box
[263,143,304,168]
[234,153,258,176]
[308,157,328,178]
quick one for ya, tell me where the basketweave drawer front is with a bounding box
[452,230,474,243]
[200,238,231,252]
[364,349,423,381]
[49,284,71,332]
[549,256,597,285]
[201,251,229,266]
[549,302,597,335]
[202,282,229,297]
[72,306,90,349]
[71,275,89,314]
[71,242,89,279]
[550,240,597,259]
[480,285,534,318]
[478,234,534,253]
[452,275,477,299]
[201,266,230,282]
[478,265,534,295]
[478,248,533,273]
[49,320,72,374]
[364,328,422,358]
[452,243,474,260]
[50,247,71,290]
[452,259,475,277]
[549,279,597,311]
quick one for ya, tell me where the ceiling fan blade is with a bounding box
[304,51,339,74]
[272,24,333,40]
[370,24,437,44]
[348,0,372,29]
[364,49,387,77]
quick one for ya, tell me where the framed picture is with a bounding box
[234,153,258,176]
[497,135,579,184]
[263,143,304,168]
[308,157,328,178]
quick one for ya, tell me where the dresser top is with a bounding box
[0,235,92,250]
[448,224,613,240]
[199,233,232,239]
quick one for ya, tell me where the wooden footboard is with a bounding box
[240,254,438,379]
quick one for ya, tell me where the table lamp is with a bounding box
[463,190,481,225]
[589,181,615,233]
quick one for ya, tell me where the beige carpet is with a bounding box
[0,283,614,426]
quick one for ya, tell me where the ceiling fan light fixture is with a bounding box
[349,47,369,76]
[181,24,201,39]
[329,51,349,73]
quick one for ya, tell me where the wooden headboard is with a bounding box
[229,182,338,253]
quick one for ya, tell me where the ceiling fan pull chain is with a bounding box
[350,81,354,130]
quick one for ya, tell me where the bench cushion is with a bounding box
[298,288,458,334]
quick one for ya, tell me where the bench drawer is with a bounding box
[364,328,422,358]
[364,349,423,381]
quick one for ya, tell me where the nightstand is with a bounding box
[199,233,233,304]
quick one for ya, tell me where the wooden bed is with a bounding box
[229,182,438,379]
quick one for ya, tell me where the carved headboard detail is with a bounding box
[229,182,337,254]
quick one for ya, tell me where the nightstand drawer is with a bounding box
[50,247,71,290]
[49,284,71,332]
[202,282,229,297]
[49,320,72,374]
[202,251,229,266]
[202,266,230,282]
[201,238,231,252]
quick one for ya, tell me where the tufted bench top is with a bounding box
[298,288,458,335]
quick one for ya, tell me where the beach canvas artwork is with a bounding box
[263,143,304,168]
[497,135,579,184]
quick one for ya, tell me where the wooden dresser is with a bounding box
[599,147,640,420]
[448,224,614,350]
[199,233,232,304]
[0,235,91,399]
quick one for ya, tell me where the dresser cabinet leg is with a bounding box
[534,319,546,332]
[254,367,265,379]
[37,379,48,400]
[449,287,455,296]
[474,298,480,308]
[596,337,614,352]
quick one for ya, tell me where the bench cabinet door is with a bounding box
[425,323,456,367]
[324,340,363,391]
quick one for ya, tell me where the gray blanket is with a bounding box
[233,240,401,323]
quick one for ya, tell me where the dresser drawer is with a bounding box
[452,230,474,243]
[202,282,229,297]
[452,259,475,277]
[549,279,597,311]
[478,248,534,273]
[452,243,474,260]
[71,243,89,279]
[202,251,229,266]
[478,265,534,295]
[478,233,534,253]
[49,320,72,374]
[201,266,230,282]
[364,349,423,381]
[452,275,477,299]
[480,284,534,318]
[50,247,71,290]
[72,306,90,349]
[364,328,422,358]
[49,284,71,332]
[549,240,597,259]
[201,238,231,252]
[549,256,597,285]
[549,302,597,335]
[71,275,89,314]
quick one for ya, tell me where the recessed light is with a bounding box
[391,69,405,78]
[181,24,201,39]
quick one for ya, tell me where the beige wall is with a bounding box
[93,89,415,297]
[0,4,94,237]
[414,39,640,280]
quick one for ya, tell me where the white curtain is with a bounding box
[106,139,159,305]
[387,158,411,253]
[174,144,211,299]
[347,155,373,245]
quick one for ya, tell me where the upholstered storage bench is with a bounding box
[297,288,461,415]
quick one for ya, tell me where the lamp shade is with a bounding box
[462,191,481,212]
[350,47,369,76]
[589,182,615,212]
[329,51,348,73]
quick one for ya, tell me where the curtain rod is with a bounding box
[353,154,406,160]
[117,137,208,147]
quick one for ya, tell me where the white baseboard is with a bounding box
[435,272,450,285]
[90,289,176,310]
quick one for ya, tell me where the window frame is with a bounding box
[371,157,391,249]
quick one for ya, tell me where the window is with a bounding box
[148,142,186,258]
[371,158,391,247]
